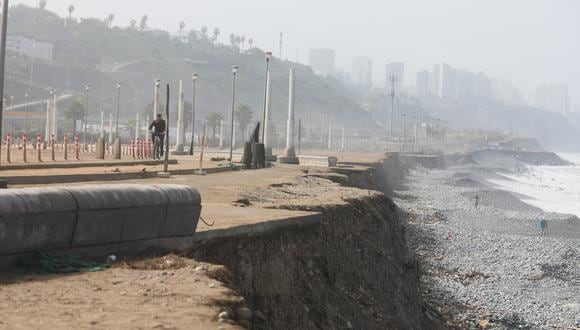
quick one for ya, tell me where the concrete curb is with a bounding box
[5,166,235,186]
[0,159,178,170]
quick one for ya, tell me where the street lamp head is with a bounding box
[265,51,272,60]
[49,88,54,95]
[192,73,199,81]
[232,65,239,74]
[155,79,160,87]
[117,82,122,89]
[85,84,91,91]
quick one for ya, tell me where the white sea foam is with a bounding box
[487,153,580,217]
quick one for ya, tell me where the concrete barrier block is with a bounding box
[0,188,77,254]
[298,156,338,167]
[153,185,202,237]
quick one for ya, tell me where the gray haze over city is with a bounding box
[12,0,580,107]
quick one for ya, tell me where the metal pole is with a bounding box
[115,82,121,140]
[24,92,28,134]
[189,74,198,155]
[389,75,397,142]
[163,84,170,173]
[83,84,90,150]
[260,52,272,143]
[229,66,238,162]
[153,79,160,118]
[0,0,9,167]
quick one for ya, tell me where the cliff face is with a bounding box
[189,163,435,329]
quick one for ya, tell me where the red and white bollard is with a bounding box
[22,134,27,163]
[6,134,11,164]
[64,134,69,160]
[37,134,42,162]
[75,135,80,160]
[51,134,56,161]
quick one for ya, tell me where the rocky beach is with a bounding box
[397,154,580,329]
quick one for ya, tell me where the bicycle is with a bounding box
[152,132,164,160]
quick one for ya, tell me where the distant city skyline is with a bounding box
[10,0,580,109]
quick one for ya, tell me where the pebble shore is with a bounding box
[397,168,580,329]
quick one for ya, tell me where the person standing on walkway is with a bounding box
[474,194,481,210]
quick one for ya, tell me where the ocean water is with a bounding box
[487,153,580,217]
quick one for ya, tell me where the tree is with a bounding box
[200,26,208,39]
[179,21,186,40]
[235,35,242,53]
[139,15,148,31]
[187,30,198,45]
[235,104,253,139]
[67,5,74,19]
[241,36,246,51]
[105,13,115,27]
[39,0,47,10]
[212,28,220,45]
[206,112,223,144]
[129,19,137,29]
[64,98,85,138]
[248,38,254,49]
[229,33,236,49]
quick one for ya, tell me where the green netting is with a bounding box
[19,253,109,274]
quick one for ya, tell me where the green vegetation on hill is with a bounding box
[6,4,370,132]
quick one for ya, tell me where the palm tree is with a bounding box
[240,36,246,51]
[139,15,148,31]
[235,104,253,139]
[105,13,115,28]
[67,5,74,19]
[212,28,220,45]
[39,0,47,10]
[235,35,242,53]
[179,21,186,40]
[206,112,223,145]
[248,38,254,49]
[129,19,137,29]
[200,26,209,39]
[64,99,85,138]
[229,33,236,49]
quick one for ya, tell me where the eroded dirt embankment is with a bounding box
[189,158,434,329]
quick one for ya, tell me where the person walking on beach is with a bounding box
[474,194,481,210]
[539,219,548,237]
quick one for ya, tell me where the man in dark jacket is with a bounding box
[149,114,166,158]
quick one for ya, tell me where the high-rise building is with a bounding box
[534,84,570,114]
[492,79,525,105]
[352,57,373,90]
[385,62,405,92]
[416,70,430,97]
[438,63,456,99]
[309,49,336,76]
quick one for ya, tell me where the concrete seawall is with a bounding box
[0,184,201,258]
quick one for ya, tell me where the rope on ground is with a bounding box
[199,216,215,227]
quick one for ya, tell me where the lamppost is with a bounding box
[24,92,29,133]
[0,0,9,168]
[389,74,397,142]
[229,65,238,162]
[115,82,121,140]
[46,88,54,143]
[83,84,90,149]
[260,51,272,143]
[153,79,160,118]
[189,73,198,156]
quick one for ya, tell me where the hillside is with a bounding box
[5,4,371,135]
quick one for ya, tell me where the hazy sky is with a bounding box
[12,0,580,107]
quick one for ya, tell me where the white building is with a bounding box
[6,36,54,61]
[385,62,404,93]
[416,70,430,97]
[309,49,336,76]
[436,63,456,99]
[352,57,373,90]
[534,84,570,114]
